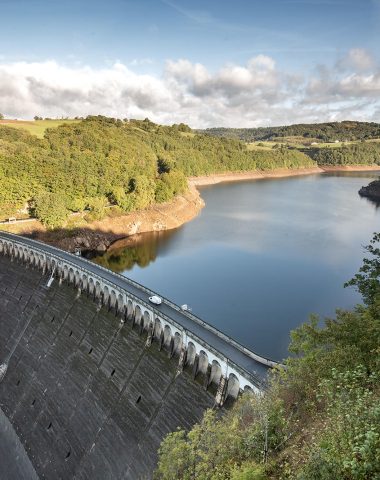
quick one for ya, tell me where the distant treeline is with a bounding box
[201,121,380,142]
[0,116,314,226]
[309,142,380,166]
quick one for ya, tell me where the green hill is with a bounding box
[202,121,380,143]
[0,118,80,138]
[0,116,315,225]
[308,141,380,166]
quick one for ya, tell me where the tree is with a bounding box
[34,192,68,228]
[130,175,156,210]
[155,396,287,480]
[155,180,172,203]
[0,113,4,120]
[86,196,108,221]
[161,171,187,196]
[345,232,380,308]
[110,187,136,212]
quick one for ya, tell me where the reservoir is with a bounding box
[93,171,380,361]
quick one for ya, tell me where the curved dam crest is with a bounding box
[0,232,275,479]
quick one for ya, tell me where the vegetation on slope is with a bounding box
[309,142,380,166]
[202,121,380,143]
[0,118,80,138]
[0,116,314,226]
[155,233,380,480]
[202,121,380,167]
[2,116,378,229]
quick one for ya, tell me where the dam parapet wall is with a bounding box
[0,232,277,396]
[0,232,278,478]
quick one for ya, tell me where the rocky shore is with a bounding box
[359,179,380,200]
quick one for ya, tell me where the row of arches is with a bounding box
[0,237,258,401]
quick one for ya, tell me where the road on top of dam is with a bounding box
[0,232,276,385]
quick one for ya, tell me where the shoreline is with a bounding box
[1,185,205,252]
[4,165,379,252]
[189,165,380,186]
[318,165,380,172]
[189,167,323,186]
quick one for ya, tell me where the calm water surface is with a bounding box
[94,172,380,361]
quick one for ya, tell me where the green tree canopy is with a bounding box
[34,192,69,228]
[0,116,315,222]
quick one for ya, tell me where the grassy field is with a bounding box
[304,140,357,149]
[246,141,278,151]
[247,138,380,152]
[0,119,80,138]
[247,140,309,150]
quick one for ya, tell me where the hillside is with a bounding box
[1,116,379,233]
[0,118,80,138]
[0,116,315,225]
[202,121,380,143]
[307,141,380,166]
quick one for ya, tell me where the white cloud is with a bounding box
[337,48,375,71]
[0,50,379,127]
[306,53,380,104]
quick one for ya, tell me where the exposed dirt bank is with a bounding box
[189,165,380,187]
[189,167,324,186]
[320,165,380,172]
[1,185,204,252]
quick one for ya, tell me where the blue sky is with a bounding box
[0,0,379,126]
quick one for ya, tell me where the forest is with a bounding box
[0,116,314,226]
[155,233,380,480]
[1,116,380,229]
[308,142,380,166]
[202,121,380,142]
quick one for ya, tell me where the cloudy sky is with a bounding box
[0,0,379,127]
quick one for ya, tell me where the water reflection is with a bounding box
[348,172,380,208]
[92,230,178,272]
[365,197,380,209]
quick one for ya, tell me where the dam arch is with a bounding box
[0,230,284,478]
[0,232,279,401]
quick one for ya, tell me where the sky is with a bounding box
[0,0,379,127]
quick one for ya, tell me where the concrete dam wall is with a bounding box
[0,254,216,479]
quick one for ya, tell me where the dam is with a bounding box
[0,232,276,479]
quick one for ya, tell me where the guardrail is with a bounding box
[0,218,37,225]
[0,232,282,384]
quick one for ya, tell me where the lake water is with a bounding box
[93,171,380,361]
